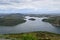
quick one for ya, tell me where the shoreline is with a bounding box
[42,18,60,27]
[0,30,60,34]
[2,31,60,35]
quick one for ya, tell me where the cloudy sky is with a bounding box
[0,0,60,14]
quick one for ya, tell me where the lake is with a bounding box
[0,16,60,34]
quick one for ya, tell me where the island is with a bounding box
[29,18,36,21]
[42,16,60,27]
[0,13,26,26]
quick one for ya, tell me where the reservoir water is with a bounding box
[0,16,60,34]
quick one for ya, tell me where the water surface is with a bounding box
[0,16,60,34]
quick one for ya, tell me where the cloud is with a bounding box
[0,0,60,13]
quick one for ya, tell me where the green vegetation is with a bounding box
[42,16,60,27]
[0,18,26,26]
[0,14,26,26]
[0,31,60,40]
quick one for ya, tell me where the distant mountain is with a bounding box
[3,13,25,19]
[24,13,60,17]
[0,14,8,16]
[0,13,25,19]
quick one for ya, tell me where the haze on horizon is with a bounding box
[0,0,60,14]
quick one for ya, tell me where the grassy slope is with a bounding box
[0,31,60,40]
